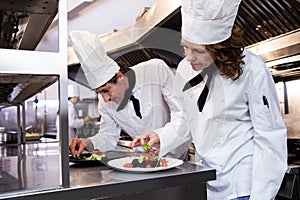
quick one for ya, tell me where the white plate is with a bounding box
[107,156,183,173]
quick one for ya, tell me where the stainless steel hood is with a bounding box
[68,0,183,88]
[68,0,300,87]
[0,0,58,50]
[238,0,300,83]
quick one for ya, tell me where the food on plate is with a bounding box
[123,155,168,168]
[76,151,106,161]
[92,149,106,157]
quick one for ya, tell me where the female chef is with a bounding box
[68,30,190,160]
[130,0,287,199]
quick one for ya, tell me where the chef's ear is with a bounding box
[116,71,125,78]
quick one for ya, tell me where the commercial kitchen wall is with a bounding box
[0,80,98,133]
[277,80,300,138]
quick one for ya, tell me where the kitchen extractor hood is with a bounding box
[68,0,300,87]
[0,0,58,50]
[68,0,183,88]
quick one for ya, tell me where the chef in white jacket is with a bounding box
[131,0,287,199]
[68,30,190,159]
[67,84,91,140]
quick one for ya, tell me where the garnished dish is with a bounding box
[123,155,167,168]
[107,156,183,173]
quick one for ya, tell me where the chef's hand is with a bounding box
[84,115,91,123]
[130,131,160,154]
[69,138,94,157]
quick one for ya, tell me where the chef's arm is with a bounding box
[88,97,122,152]
[154,61,192,158]
[248,61,287,199]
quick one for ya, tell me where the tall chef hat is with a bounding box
[69,30,120,89]
[181,0,242,45]
[68,84,80,98]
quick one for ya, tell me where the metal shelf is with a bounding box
[0,74,58,108]
[0,0,60,107]
[0,0,70,190]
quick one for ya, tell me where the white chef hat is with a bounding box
[69,30,120,89]
[181,0,242,45]
[68,84,80,98]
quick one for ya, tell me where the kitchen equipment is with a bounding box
[25,125,32,131]
[0,127,5,132]
[0,131,17,144]
[25,132,41,141]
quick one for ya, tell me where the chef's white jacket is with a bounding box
[89,59,190,159]
[159,50,287,200]
[68,101,84,140]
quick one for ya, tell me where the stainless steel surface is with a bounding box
[0,127,5,132]
[0,0,69,189]
[247,30,300,83]
[0,99,58,133]
[0,0,58,50]
[0,141,215,200]
[0,74,58,106]
[0,131,17,144]
[0,141,61,197]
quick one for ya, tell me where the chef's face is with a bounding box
[69,96,79,104]
[181,39,215,71]
[95,72,127,104]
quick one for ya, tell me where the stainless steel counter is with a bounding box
[0,140,216,200]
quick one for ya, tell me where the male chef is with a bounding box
[68,30,191,159]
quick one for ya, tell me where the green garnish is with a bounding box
[138,156,145,163]
[77,153,106,161]
[143,143,151,151]
[85,154,98,161]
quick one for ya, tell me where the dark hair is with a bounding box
[206,25,245,80]
[100,60,131,86]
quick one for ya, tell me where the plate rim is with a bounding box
[107,156,183,173]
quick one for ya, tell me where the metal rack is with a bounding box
[0,0,69,189]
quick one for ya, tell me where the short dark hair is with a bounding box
[100,60,131,87]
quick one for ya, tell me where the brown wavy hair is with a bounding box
[206,25,245,80]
